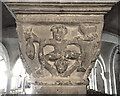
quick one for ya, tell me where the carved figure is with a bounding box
[24,28,35,60]
[24,25,86,77]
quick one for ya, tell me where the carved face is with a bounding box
[55,59,69,74]
[53,32,63,41]
[51,25,68,41]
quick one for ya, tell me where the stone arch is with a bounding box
[101,31,120,95]
[102,32,120,45]
[0,42,10,93]
[88,55,108,94]
[109,45,119,95]
[95,56,108,94]
[0,42,10,70]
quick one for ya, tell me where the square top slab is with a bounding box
[2,0,119,3]
[5,0,117,15]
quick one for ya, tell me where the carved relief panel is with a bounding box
[5,1,116,94]
[16,15,103,86]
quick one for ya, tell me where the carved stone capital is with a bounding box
[6,1,117,94]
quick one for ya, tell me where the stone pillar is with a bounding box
[6,1,116,94]
[6,71,12,94]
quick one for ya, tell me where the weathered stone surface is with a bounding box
[6,1,116,94]
[37,85,86,94]
[16,17,103,82]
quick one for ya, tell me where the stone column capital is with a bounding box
[5,1,117,94]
